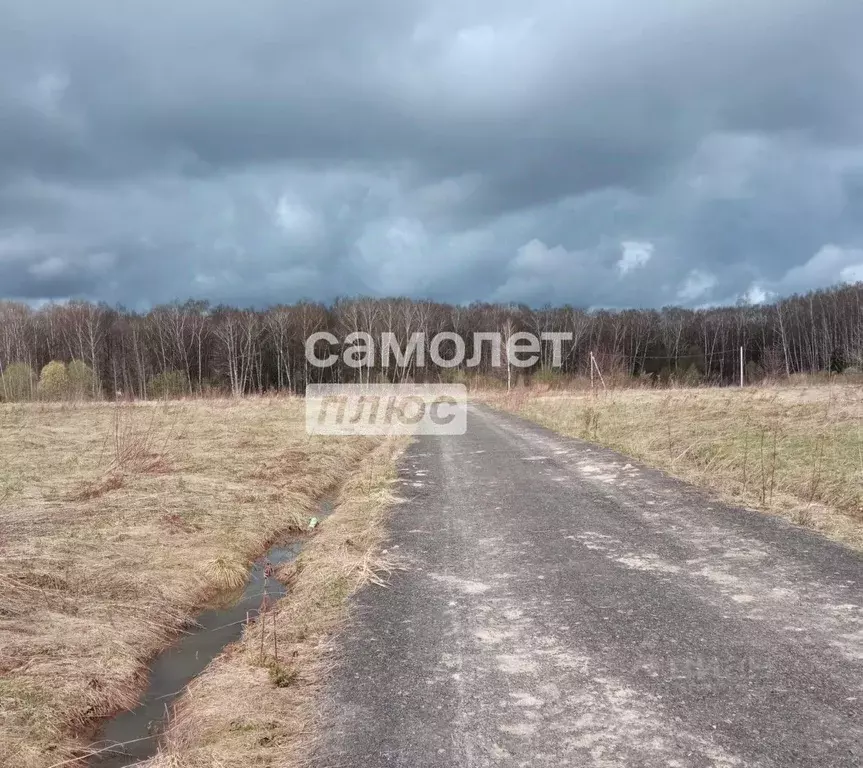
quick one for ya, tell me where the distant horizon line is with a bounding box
[1,278,861,315]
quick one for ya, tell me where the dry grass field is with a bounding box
[0,399,396,768]
[486,384,863,550]
[6,386,861,767]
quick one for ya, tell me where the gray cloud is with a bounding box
[1,0,863,308]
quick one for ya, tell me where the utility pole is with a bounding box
[740,346,744,388]
[590,351,595,393]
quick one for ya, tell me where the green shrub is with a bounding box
[38,361,70,400]
[148,370,190,399]
[0,362,36,402]
[67,360,98,399]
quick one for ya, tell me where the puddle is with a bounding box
[88,499,334,766]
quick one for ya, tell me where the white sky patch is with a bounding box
[406,17,542,112]
[492,238,581,303]
[780,244,863,293]
[617,241,653,276]
[274,195,321,241]
[513,238,570,273]
[840,263,863,283]
[677,270,717,302]
[743,284,772,304]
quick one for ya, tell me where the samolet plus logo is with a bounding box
[305,384,467,436]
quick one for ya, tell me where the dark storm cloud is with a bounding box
[1,0,863,308]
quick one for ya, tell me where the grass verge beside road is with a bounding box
[485,385,863,550]
[0,399,385,768]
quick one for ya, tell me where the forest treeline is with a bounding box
[1,282,862,399]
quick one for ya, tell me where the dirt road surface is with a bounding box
[316,405,863,767]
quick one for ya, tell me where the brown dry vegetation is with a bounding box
[0,398,384,768]
[486,384,863,550]
[142,436,407,768]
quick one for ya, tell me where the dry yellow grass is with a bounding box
[486,385,863,549]
[0,398,381,768]
[142,435,408,768]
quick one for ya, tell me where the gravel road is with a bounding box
[316,405,863,767]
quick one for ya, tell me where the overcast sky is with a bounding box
[2,0,863,310]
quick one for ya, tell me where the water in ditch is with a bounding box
[88,501,333,766]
